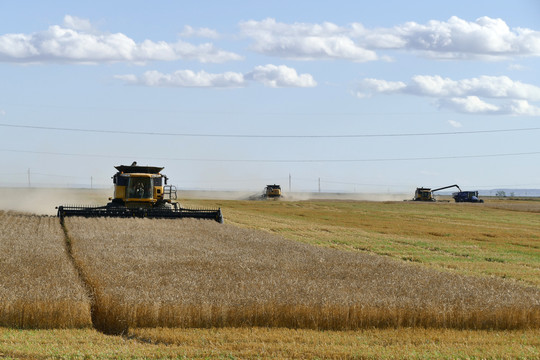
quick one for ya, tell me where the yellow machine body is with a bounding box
[265,184,282,198]
[414,187,433,201]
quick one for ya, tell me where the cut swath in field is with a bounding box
[65,217,540,333]
[0,212,92,328]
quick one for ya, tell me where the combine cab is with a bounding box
[264,184,282,198]
[57,163,223,223]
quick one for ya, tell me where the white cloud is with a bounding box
[406,75,540,100]
[116,70,245,87]
[116,64,316,88]
[63,15,94,32]
[448,120,462,128]
[0,15,242,64]
[371,16,540,60]
[508,63,526,71]
[244,64,316,87]
[239,18,378,62]
[179,25,220,39]
[356,79,406,97]
[439,96,500,114]
[0,109,5,116]
[357,75,540,116]
[240,16,540,61]
[505,100,540,116]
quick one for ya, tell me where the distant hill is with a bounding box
[437,189,540,197]
[479,189,540,197]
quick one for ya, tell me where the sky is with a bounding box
[0,0,539,194]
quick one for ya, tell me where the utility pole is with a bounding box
[27,168,31,187]
[318,177,321,193]
[289,173,291,192]
[91,176,93,189]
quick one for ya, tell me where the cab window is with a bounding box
[128,178,152,199]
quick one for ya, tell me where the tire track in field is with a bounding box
[59,217,99,332]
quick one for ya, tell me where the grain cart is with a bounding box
[56,162,223,223]
[452,190,484,203]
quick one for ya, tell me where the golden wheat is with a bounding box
[0,211,91,328]
[65,217,540,333]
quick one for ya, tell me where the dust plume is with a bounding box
[0,188,111,216]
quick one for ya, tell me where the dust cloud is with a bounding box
[180,190,409,202]
[0,187,409,216]
[0,188,111,216]
[282,192,409,202]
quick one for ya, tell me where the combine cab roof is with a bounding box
[115,165,164,174]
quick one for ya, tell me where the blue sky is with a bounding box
[0,1,539,193]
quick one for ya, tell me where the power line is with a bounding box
[1,148,539,162]
[2,123,540,138]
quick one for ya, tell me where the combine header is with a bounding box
[56,162,223,223]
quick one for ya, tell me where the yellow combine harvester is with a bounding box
[264,184,282,198]
[413,184,461,202]
[57,162,223,223]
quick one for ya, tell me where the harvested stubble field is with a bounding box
[0,211,91,328]
[199,198,540,287]
[64,216,539,333]
[1,327,539,359]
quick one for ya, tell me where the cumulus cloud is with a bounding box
[116,64,316,88]
[179,25,220,39]
[508,63,526,71]
[0,15,242,64]
[356,79,406,97]
[240,16,540,61]
[504,99,540,116]
[63,15,94,32]
[244,64,316,87]
[439,96,500,114]
[357,75,540,116]
[115,70,245,87]
[360,75,540,100]
[239,18,378,62]
[389,16,540,60]
[448,120,462,128]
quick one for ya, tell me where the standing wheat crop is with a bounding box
[65,217,540,333]
[0,211,92,328]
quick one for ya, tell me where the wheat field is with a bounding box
[64,216,540,333]
[1,199,539,358]
[0,211,92,328]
